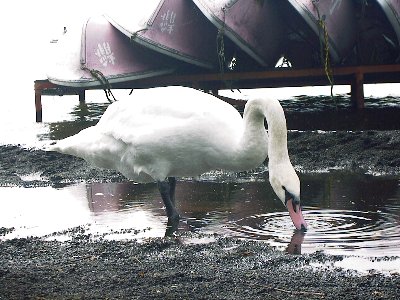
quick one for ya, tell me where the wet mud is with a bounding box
[0,237,399,299]
[0,130,400,299]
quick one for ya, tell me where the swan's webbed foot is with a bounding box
[157,177,180,235]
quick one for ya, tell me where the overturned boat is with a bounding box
[47,15,174,88]
[277,0,358,67]
[193,0,285,68]
[106,0,221,69]
[353,0,400,65]
[377,0,400,45]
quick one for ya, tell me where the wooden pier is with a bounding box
[34,63,400,122]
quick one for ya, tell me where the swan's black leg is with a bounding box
[157,177,179,235]
[168,177,176,205]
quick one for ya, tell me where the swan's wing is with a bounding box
[97,87,244,177]
[98,87,243,147]
[53,87,245,181]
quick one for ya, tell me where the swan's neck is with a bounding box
[240,98,289,166]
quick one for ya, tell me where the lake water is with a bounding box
[0,85,400,275]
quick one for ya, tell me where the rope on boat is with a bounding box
[81,66,117,103]
[312,0,335,100]
[319,20,334,97]
[217,7,227,77]
[216,6,236,91]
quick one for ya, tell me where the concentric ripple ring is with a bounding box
[228,209,400,256]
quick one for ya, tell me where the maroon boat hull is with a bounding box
[139,0,219,69]
[278,0,357,67]
[48,15,174,87]
[107,0,220,69]
[377,0,400,45]
[193,0,285,68]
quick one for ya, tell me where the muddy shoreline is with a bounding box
[1,237,399,300]
[1,130,400,299]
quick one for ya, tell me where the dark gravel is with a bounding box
[0,236,399,299]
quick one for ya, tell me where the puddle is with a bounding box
[0,184,167,241]
[229,209,400,256]
[1,174,399,261]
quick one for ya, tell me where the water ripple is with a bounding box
[228,209,400,256]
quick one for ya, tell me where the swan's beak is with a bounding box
[286,198,307,232]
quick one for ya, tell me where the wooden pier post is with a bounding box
[79,90,86,104]
[351,72,365,109]
[35,91,43,122]
[34,81,43,122]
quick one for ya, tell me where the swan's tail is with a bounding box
[46,126,98,158]
[48,127,126,170]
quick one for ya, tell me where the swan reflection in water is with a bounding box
[84,180,308,250]
[286,231,306,255]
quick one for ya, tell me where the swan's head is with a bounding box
[269,163,307,231]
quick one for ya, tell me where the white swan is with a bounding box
[51,86,307,231]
